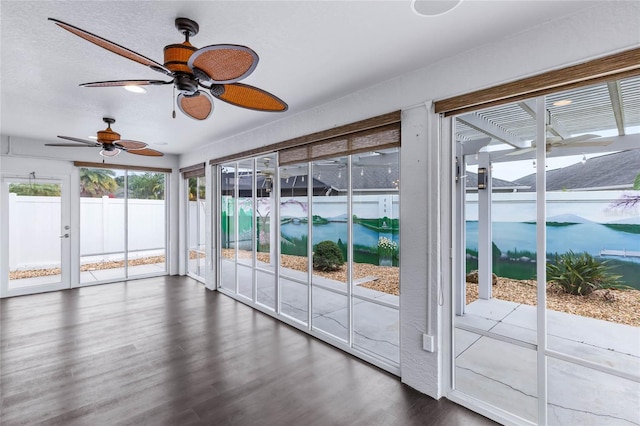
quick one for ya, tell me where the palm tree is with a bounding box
[80,168,118,197]
[127,173,165,200]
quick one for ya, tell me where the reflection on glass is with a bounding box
[279,163,309,324]
[127,170,167,277]
[7,180,63,289]
[351,148,399,361]
[79,168,126,283]
[220,163,236,291]
[310,158,348,341]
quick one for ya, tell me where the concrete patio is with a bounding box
[455,298,640,425]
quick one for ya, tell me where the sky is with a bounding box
[476,127,639,182]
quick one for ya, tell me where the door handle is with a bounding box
[59,233,69,238]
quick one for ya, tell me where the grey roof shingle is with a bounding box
[514,149,640,191]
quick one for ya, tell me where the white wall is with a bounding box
[179,1,640,399]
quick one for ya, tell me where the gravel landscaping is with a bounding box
[12,251,639,327]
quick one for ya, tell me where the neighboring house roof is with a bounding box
[514,149,640,191]
[465,171,529,192]
[318,163,400,192]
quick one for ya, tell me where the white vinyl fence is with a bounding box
[9,194,165,270]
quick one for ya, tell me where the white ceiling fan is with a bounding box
[506,133,613,156]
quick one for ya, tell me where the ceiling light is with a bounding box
[100,148,121,157]
[88,136,98,140]
[411,0,462,17]
[123,85,147,94]
[553,99,572,107]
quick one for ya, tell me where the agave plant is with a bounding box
[546,250,623,296]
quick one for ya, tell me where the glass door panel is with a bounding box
[279,163,309,325]
[256,154,277,310]
[3,177,70,296]
[79,168,126,283]
[187,175,206,279]
[310,157,348,342]
[220,163,237,291]
[453,100,539,419]
[237,159,255,299]
[543,83,640,417]
[351,149,400,362]
[127,171,167,278]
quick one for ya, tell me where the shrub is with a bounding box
[546,251,622,296]
[313,240,344,271]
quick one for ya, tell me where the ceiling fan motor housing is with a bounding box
[97,127,120,145]
[174,73,199,95]
[164,41,197,75]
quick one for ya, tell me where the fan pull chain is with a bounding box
[172,85,176,119]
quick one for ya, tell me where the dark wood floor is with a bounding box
[0,276,495,425]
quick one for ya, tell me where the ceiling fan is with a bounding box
[506,133,612,156]
[45,117,164,157]
[49,17,288,120]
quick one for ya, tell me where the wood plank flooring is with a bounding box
[0,276,496,425]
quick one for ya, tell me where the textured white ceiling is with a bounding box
[0,1,603,155]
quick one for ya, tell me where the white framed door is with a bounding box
[1,175,71,297]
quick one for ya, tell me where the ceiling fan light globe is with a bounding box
[100,148,121,157]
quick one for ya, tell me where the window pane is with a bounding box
[127,171,166,277]
[7,180,62,289]
[80,168,125,283]
[310,157,348,341]
[187,176,206,278]
[237,159,254,299]
[256,154,277,309]
[220,163,236,291]
[351,148,399,362]
[279,163,309,325]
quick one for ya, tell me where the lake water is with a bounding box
[280,222,398,247]
[466,221,640,263]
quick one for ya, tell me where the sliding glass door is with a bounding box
[451,76,640,424]
[79,167,167,285]
[216,147,401,372]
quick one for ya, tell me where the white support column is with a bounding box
[477,152,492,300]
[535,95,548,424]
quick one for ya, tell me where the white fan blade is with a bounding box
[505,147,536,156]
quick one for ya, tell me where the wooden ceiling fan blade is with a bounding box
[213,83,288,112]
[177,91,213,120]
[125,147,164,157]
[115,140,148,150]
[80,79,172,88]
[56,135,100,146]
[188,45,258,83]
[49,18,172,76]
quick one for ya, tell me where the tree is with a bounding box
[80,168,118,198]
[127,173,165,200]
[612,172,640,208]
[9,183,61,196]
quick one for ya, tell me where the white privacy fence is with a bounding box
[8,194,166,269]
